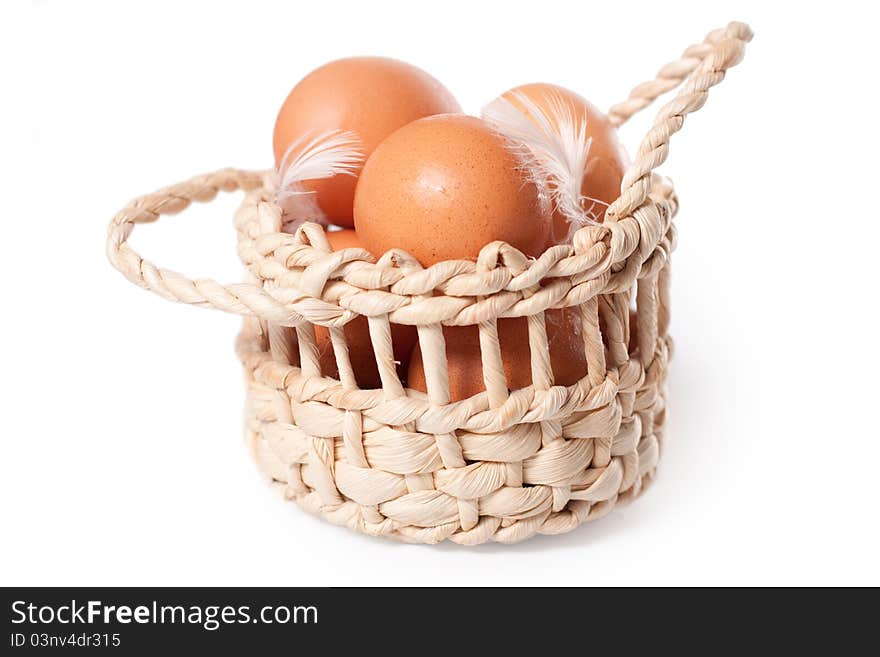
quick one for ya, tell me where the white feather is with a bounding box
[483,90,607,241]
[275,129,364,227]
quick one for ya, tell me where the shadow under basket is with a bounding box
[108,22,751,545]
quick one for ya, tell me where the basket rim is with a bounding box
[232,174,677,329]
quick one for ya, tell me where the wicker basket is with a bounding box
[108,22,751,545]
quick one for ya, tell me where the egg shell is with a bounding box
[322,226,365,250]
[354,114,553,266]
[504,83,629,243]
[407,309,587,401]
[273,58,461,227]
[314,229,417,388]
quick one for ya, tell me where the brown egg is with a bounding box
[273,58,461,227]
[354,114,553,265]
[322,227,364,250]
[407,309,587,401]
[503,83,628,244]
[314,229,417,388]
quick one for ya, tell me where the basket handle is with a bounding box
[605,21,752,222]
[107,167,303,325]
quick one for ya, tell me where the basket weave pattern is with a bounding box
[108,23,751,544]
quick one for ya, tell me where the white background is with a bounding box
[2,0,878,586]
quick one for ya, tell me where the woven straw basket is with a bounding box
[108,23,751,545]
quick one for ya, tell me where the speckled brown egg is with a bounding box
[314,229,417,388]
[353,114,553,265]
[503,83,629,244]
[273,58,461,227]
[407,309,587,401]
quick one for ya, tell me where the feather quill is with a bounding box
[483,91,607,241]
